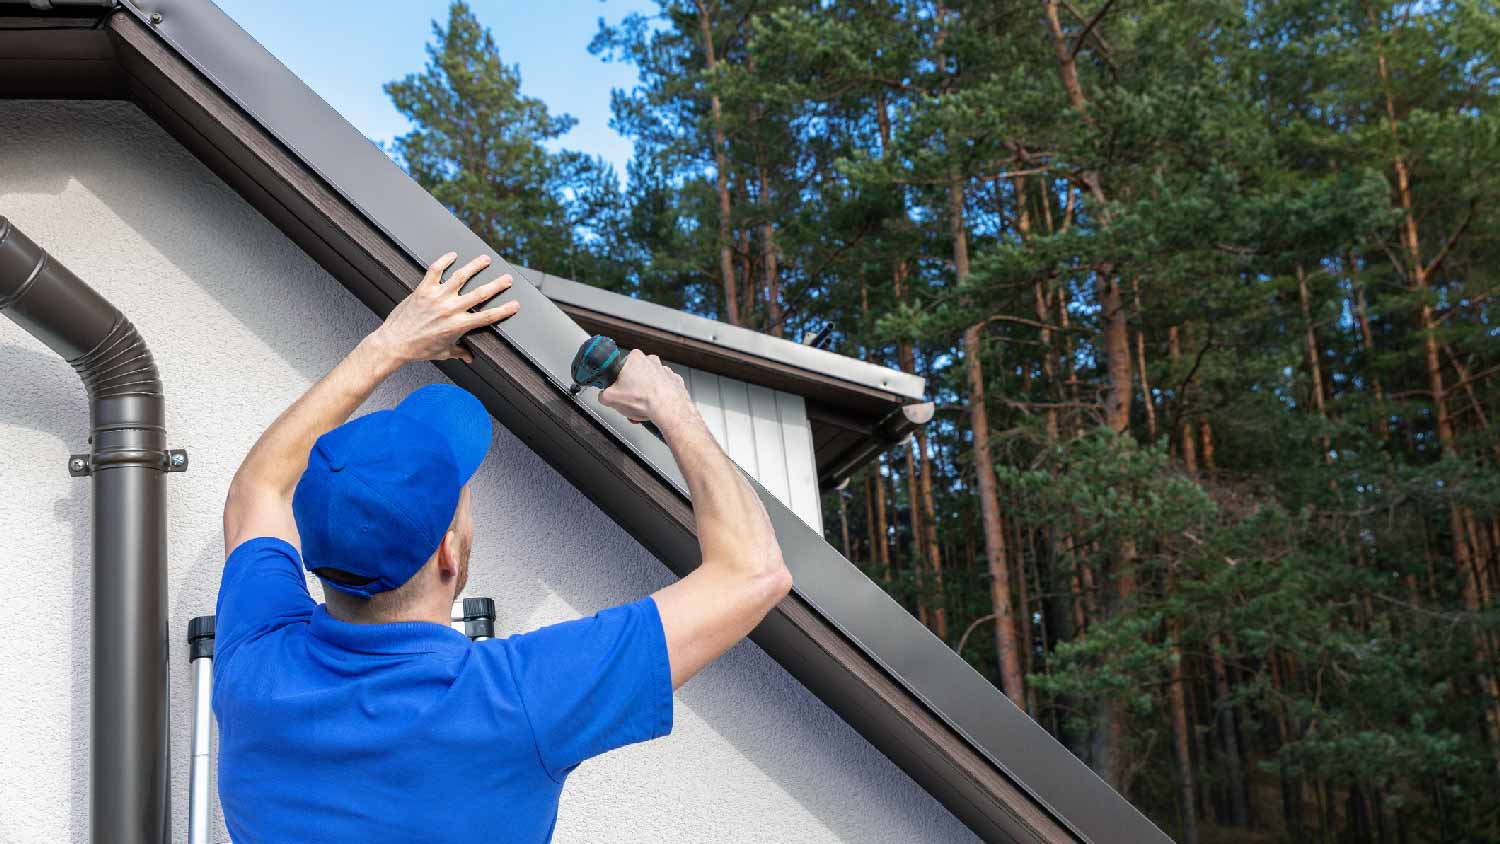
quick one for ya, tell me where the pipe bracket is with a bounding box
[70,448,189,475]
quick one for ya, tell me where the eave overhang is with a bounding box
[529,270,933,489]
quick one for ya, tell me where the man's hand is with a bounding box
[598,350,692,425]
[368,253,520,365]
[224,252,516,554]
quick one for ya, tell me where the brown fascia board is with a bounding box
[0,5,1173,842]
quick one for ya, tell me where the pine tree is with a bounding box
[386,1,617,277]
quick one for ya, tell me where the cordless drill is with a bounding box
[569,334,663,439]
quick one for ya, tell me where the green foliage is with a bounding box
[386,1,623,281]
[394,0,1500,839]
[1001,430,1217,561]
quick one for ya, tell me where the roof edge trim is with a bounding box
[533,271,927,401]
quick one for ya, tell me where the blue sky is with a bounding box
[215,0,656,179]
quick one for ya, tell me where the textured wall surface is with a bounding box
[0,101,977,844]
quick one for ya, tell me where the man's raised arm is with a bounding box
[222,253,515,553]
[599,352,793,689]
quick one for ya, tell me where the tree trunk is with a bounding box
[1040,10,1136,786]
[1189,676,1214,824]
[1198,417,1216,479]
[1076,553,1096,632]
[1133,279,1158,443]
[954,180,1025,706]
[894,308,945,635]
[733,177,754,325]
[756,158,782,337]
[1037,284,1062,441]
[1028,532,1049,720]
[1167,611,1200,844]
[914,427,946,637]
[1297,264,1333,464]
[902,441,931,629]
[1042,0,1130,433]
[1042,0,1090,117]
[879,92,946,634]
[1098,274,1132,433]
[1014,514,1038,716]
[902,367,946,638]
[1060,286,1084,436]
[969,321,1026,706]
[1211,641,1250,826]
[1018,174,1064,442]
[1348,252,1390,442]
[693,0,739,325]
[1270,650,1307,840]
[1171,326,1199,475]
[1035,177,1079,437]
[1491,517,1500,621]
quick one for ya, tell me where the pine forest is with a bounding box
[386,2,1500,840]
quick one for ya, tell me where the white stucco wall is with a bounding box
[0,101,976,844]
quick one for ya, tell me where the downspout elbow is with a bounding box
[0,214,165,440]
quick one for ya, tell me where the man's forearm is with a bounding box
[654,401,784,582]
[230,334,402,499]
[606,351,790,688]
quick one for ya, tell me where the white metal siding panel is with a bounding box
[775,391,822,533]
[746,382,792,506]
[669,364,823,531]
[716,376,760,477]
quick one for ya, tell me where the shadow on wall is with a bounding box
[0,99,975,843]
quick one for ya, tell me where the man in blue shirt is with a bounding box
[216,252,792,843]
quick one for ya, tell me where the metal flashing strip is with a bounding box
[532,271,927,401]
[103,4,1173,843]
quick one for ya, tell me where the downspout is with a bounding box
[0,217,179,844]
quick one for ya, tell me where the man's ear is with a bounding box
[436,529,460,580]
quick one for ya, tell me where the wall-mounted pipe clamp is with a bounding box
[67,448,188,476]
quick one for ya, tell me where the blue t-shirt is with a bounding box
[213,537,674,843]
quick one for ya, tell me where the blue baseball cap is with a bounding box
[292,384,492,597]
